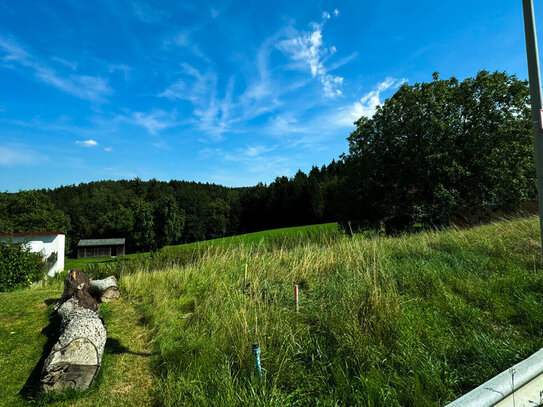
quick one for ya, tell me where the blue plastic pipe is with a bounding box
[252,342,262,379]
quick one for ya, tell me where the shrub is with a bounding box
[0,241,45,291]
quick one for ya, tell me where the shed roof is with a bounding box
[78,238,125,247]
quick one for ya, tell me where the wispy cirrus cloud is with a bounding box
[335,77,407,126]
[76,139,98,147]
[159,63,233,141]
[130,0,168,23]
[128,110,179,135]
[202,144,298,184]
[277,11,343,97]
[0,35,112,102]
[164,30,210,62]
[0,145,48,166]
[51,56,77,71]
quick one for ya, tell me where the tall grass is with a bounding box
[121,217,543,406]
[82,225,343,280]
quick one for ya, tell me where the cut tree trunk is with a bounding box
[55,269,97,312]
[89,276,120,302]
[41,270,107,391]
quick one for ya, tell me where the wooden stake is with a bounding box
[294,284,299,312]
[244,263,248,286]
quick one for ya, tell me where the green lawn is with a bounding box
[0,284,154,406]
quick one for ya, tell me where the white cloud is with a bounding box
[220,147,297,177]
[108,64,132,81]
[130,111,176,135]
[277,20,343,97]
[159,64,233,141]
[165,30,210,62]
[104,147,112,152]
[0,145,48,166]
[244,145,274,157]
[333,9,339,16]
[322,11,331,19]
[335,77,407,126]
[51,56,77,71]
[76,139,98,147]
[268,114,309,136]
[0,36,112,102]
[130,1,167,23]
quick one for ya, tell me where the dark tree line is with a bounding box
[0,163,343,255]
[0,71,537,254]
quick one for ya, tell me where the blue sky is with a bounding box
[0,0,540,191]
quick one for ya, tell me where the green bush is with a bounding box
[0,241,45,291]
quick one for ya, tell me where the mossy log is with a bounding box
[41,270,106,391]
[89,276,120,302]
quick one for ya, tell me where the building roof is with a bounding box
[0,231,63,237]
[78,238,126,247]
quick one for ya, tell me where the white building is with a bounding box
[0,232,65,277]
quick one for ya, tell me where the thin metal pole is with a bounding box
[523,0,543,263]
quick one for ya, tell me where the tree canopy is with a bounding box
[342,70,536,231]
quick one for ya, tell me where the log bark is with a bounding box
[89,276,120,302]
[55,269,97,312]
[42,270,106,391]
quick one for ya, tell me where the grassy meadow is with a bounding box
[65,223,339,271]
[3,217,543,406]
[119,216,543,406]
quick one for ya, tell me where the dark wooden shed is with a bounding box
[77,238,126,259]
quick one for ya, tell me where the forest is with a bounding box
[0,71,537,255]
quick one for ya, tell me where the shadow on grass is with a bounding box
[105,337,153,357]
[19,297,153,404]
[19,298,60,400]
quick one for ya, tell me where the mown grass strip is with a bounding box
[0,285,154,406]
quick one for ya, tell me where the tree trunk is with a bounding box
[41,270,107,391]
[55,269,97,312]
[89,276,120,302]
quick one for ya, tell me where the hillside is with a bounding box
[65,222,339,270]
[2,217,543,406]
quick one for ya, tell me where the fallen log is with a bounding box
[41,270,107,391]
[89,276,120,302]
[55,269,97,312]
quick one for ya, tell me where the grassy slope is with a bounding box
[165,223,340,250]
[0,284,154,406]
[122,217,543,406]
[65,223,339,270]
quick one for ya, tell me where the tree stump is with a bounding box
[41,270,107,391]
[55,269,97,312]
[89,276,120,302]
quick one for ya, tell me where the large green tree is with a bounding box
[343,71,536,231]
[0,190,70,233]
